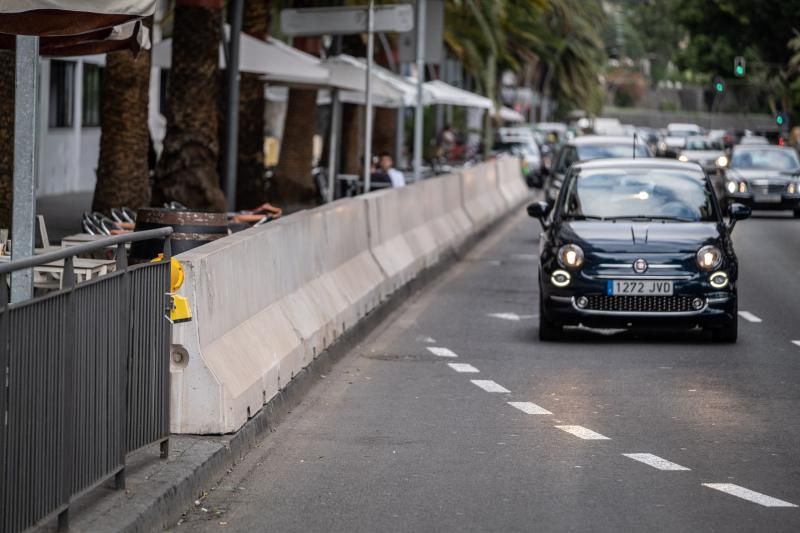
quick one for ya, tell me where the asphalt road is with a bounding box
[176,208,800,533]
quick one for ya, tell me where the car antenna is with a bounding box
[632,132,637,159]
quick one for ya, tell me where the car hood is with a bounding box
[664,136,686,148]
[559,221,720,254]
[727,168,799,183]
[682,150,723,161]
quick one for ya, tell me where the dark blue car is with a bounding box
[528,159,751,342]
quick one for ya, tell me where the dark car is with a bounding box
[723,145,800,216]
[528,159,750,342]
[544,135,652,206]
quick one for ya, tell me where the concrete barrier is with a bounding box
[171,159,520,434]
[495,155,530,207]
[460,161,507,229]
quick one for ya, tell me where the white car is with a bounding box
[660,123,704,156]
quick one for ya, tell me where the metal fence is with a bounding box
[0,228,173,532]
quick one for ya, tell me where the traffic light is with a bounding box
[733,56,745,77]
[776,113,785,126]
[714,78,724,93]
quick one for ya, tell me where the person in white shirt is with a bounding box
[376,152,406,188]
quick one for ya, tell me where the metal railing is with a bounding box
[0,228,173,532]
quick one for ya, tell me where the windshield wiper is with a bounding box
[563,214,604,220]
[604,215,695,222]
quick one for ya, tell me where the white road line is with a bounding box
[738,311,762,323]
[448,363,479,373]
[554,425,611,440]
[623,453,690,471]
[508,401,552,415]
[427,347,458,358]
[470,380,511,393]
[702,483,798,508]
[792,340,800,348]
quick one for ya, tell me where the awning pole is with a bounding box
[395,105,404,169]
[327,89,341,203]
[363,0,375,193]
[10,36,39,303]
[222,0,244,211]
[413,0,426,181]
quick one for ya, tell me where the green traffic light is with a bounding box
[715,82,724,92]
[777,115,784,125]
[735,65,744,76]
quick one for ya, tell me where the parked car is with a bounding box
[528,158,750,342]
[544,135,652,205]
[659,123,703,157]
[493,127,544,187]
[723,145,800,217]
[678,136,728,173]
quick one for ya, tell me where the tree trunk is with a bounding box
[372,106,396,157]
[152,0,226,211]
[341,103,363,175]
[93,22,152,214]
[0,50,13,230]
[235,0,271,210]
[272,87,318,206]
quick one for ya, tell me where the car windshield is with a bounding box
[561,168,716,222]
[668,130,697,138]
[576,143,650,160]
[685,138,722,150]
[730,149,800,171]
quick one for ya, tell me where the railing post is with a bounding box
[59,255,76,531]
[0,273,8,531]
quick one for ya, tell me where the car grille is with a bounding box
[750,183,785,195]
[582,295,699,313]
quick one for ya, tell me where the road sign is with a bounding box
[280,4,414,36]
[398,0,443,64]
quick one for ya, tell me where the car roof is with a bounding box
[569,135,636,146]
[732,143,788,152]
[667,123,701,130]
[572,158,705,173]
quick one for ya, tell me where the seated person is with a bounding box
[371,152,406,188]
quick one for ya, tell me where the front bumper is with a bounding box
[540,271,736,329]
[727,191,800,210]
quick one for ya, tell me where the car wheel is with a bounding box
[538,292,562,341]
[710,315,738,343]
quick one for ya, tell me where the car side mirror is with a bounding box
[527,201,551,229]
[727,202,750,231]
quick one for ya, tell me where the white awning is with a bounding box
[323,54,429,108]
[0,0,155,15]
[152,29,332,88]
[496,106,526,123]
[422,80,493,109]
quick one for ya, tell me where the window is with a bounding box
[159,69,170,116]
[82,64,103,127]
[48,60,75,128]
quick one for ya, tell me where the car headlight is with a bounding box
[716,155,728,168]
[696,245,722,271]
[788,183,798,195]
[557,244,584,269]
[726,181,737,194]
[678,154,689,162]
[709,271,729,288]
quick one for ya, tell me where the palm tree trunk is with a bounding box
[152,0,226,211]
[372,106,396,157]
[0,50,13,230]
[235,0,271,210]
[341,103,363,175]
[93,19,152,213]
[272,87,318,205]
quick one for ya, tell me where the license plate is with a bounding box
[754,194,782,203]
[607,280,673,295]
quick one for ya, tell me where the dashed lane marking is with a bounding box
[427,347,458,358]
[508,401,552,415]
[470,380,511,393]
[448,363,479,373]
[554,425,611,440]
[738,311,762,323]
[702,483,797,508]
[623,453,690,471]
